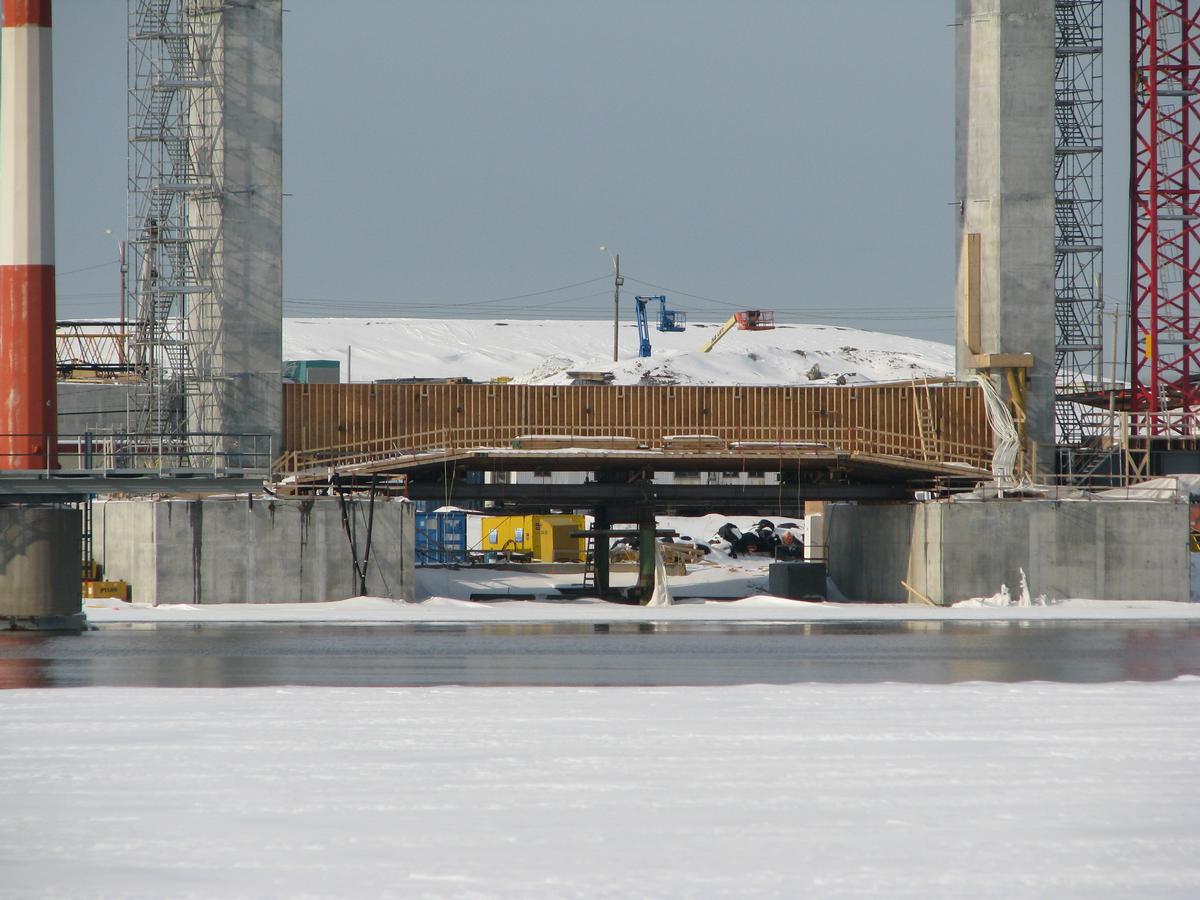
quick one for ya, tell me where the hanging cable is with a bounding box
[972,373,1020,488]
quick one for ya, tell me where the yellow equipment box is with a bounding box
[83,580,129,601]
[481,514,586,562]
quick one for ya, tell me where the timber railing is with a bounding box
[276,382,994,476]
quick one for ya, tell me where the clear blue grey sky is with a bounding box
[41,1,1129,344]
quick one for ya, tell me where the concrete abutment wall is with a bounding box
[94,496,414,606]
[0,506,82,623]
[827,499,1190,604]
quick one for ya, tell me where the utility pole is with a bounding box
[1093,272,1103,386]
[1109,303,1119,452]
[612,253,623,363]
[118,239,127,366]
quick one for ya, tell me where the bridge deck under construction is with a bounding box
[277,382,994,494]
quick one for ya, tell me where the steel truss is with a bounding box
[1131,0,1200,437]
[1054,0,1105,451]
[127,0,223,458]
[55,321,139,381]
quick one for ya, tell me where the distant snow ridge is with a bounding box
[520,354,577,383]
[282,318,954,386]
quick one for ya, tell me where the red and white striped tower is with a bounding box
[0,0,55,469]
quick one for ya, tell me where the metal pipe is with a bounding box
[118,239,127,366]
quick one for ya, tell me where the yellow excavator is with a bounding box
[699,310,776,352]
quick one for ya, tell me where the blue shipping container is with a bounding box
[414,510,468,565]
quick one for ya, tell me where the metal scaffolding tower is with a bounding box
[1054,0,1105,449]
[127,0,223,459]
[1131,0,1200,437]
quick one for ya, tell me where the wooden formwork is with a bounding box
[279,382,993,473]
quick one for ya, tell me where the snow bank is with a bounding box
[84,594,1200,624]
[283,317,953,386]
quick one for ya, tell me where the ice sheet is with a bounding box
[3,682,1198,898]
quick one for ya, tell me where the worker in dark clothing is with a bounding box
[776,529,804,559]
[716,522,769,558]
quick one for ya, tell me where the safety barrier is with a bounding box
[277,382,994,476]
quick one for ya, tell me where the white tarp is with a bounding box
[645,543,674,607]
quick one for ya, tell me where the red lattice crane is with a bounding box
[1130,1,1200,435]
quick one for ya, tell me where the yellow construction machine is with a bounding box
[698,310,776,352]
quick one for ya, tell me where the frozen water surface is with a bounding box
[10,546,1200,895]
[5,620,1200,688]
[2,682,1199,898]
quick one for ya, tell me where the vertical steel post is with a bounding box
[612,253,621,363]
[118,239,127,365]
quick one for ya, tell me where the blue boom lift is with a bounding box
[633,295,686,358]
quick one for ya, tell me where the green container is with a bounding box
[283,359,340,384]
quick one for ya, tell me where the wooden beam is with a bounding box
[970,352,1033,370]
[962,232,982,354]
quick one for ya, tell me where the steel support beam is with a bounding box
[404,480,918,508]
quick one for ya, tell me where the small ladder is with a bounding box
[911,377,939,461]
[582,535,596,588]
[80,497,96,581]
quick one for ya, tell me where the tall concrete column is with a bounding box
[955,0,1057,471]
[189,0,283,465]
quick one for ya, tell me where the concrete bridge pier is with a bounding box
[574,495,670,605]
[0,505,84,630]
[632,505,659,604]
[591,504,612,598]
[825,497,1189,604]
[956,0,1057,475]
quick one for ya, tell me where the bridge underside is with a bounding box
[291,447,986,514]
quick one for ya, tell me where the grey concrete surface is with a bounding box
[955,0,1057,471]
[57,382,138,434]
[825,503,918,604]
[94,496,415,605]
[0,506,82,619]
[827,498,1190,604]
[188,0,283,460]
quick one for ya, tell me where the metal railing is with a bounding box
[931,471,1187,502]
[274,422,994,481]
[0,432,273,476]
[276,382,997,482]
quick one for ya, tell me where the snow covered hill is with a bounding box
[282,317,954,386]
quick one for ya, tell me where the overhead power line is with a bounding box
[284,274,612,311]
[57,260,118,277]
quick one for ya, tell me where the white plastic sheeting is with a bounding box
[645,544,675,607]
[972,373,1020,486]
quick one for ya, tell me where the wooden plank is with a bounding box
[663,434,727,453]
[963,232,981,354]
[511,435,642,450]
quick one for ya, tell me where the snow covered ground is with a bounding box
[82,595,1200,624]
[81,510,1200,622]
[283,317,954,386]
[3,682,1198,898]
